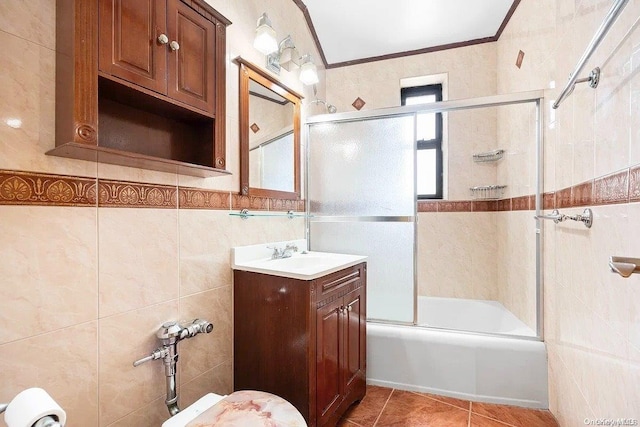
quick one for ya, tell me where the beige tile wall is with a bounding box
[497,0,640,424]
[0,0,313,425]
[417,212,498,301]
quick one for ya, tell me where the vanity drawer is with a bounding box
[315,262,365,300]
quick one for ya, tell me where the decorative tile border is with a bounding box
[418,165,640,213]
[0,170,96,207]
[594,170,628,205]
[98,179,177,208]
[178,188,230,209]
[269,198,305,212]
[631,165,640,202]
[543,192,556,210]
[2,165,638,213]
[0,169,304,211]
[472,201,498,212]
[231,194,269,211]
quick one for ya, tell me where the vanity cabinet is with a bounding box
[234,263,367,427]
[50,0,230,177]
[99,0,216,114]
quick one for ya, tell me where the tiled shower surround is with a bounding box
[327,0,640,423]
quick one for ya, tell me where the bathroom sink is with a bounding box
[232,240,367,280]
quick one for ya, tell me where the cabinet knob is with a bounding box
[170,40,180,51]
[157,34,169,45]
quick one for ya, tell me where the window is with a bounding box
[401,84,443,199]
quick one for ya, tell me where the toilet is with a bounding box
[135,319,306,426]
[162,390,307,427]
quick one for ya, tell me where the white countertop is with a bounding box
[231,240,367,280]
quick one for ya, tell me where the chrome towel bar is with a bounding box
[552,0,629,109]
[535,208,593,228]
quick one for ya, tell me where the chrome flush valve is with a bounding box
[133,319,214,416]
[179,319,213,339]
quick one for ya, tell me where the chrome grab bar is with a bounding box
[535,208,593,228]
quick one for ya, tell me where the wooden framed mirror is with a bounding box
[237,58,303,200]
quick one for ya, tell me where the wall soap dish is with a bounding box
[470,185,506,200]
[473,149,504,163]
[609,256,640,278]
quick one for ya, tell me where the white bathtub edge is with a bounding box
[367,322,549,409]
[366,379,548,409]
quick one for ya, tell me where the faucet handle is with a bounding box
[267,245,284,259]
[285,243,298,252]
[133,347,168,367]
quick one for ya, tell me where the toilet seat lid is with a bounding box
[184,390,306,426]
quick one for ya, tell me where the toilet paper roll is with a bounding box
[4,388,66,427]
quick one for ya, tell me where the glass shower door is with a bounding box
[307,115,416,323]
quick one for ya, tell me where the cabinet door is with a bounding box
[316,298,343,425]
[166,0,215,113]
[99,0,168,94]
[343,287,366,391]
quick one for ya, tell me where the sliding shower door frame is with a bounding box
[305,90,545,341]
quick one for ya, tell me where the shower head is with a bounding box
[310,98,337,114]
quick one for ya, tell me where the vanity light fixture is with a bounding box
[253,13,278,55]
[254,13,320,85]
[299,54,319,85]
[266,35,300,74]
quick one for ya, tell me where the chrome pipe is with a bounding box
[552,0,629,109]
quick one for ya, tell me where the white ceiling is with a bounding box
[301,0,517,67]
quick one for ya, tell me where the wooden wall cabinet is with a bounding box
[51,0,231,177]
[234,263,367,427]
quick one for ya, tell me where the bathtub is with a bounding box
[417,296,536,336]
[367,297,548,408]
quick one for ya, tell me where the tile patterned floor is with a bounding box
[338,386,559,427]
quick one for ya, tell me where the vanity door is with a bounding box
[316,297,343,425]
[343,286,366,394]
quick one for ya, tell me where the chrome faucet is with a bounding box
[133,319,213,416]
[269,243,299,259]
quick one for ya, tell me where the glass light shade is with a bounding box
[299,59,319,85]
[254,14,278,55]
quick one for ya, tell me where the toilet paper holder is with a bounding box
[1,389,65,427]
[0,405,62,427]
